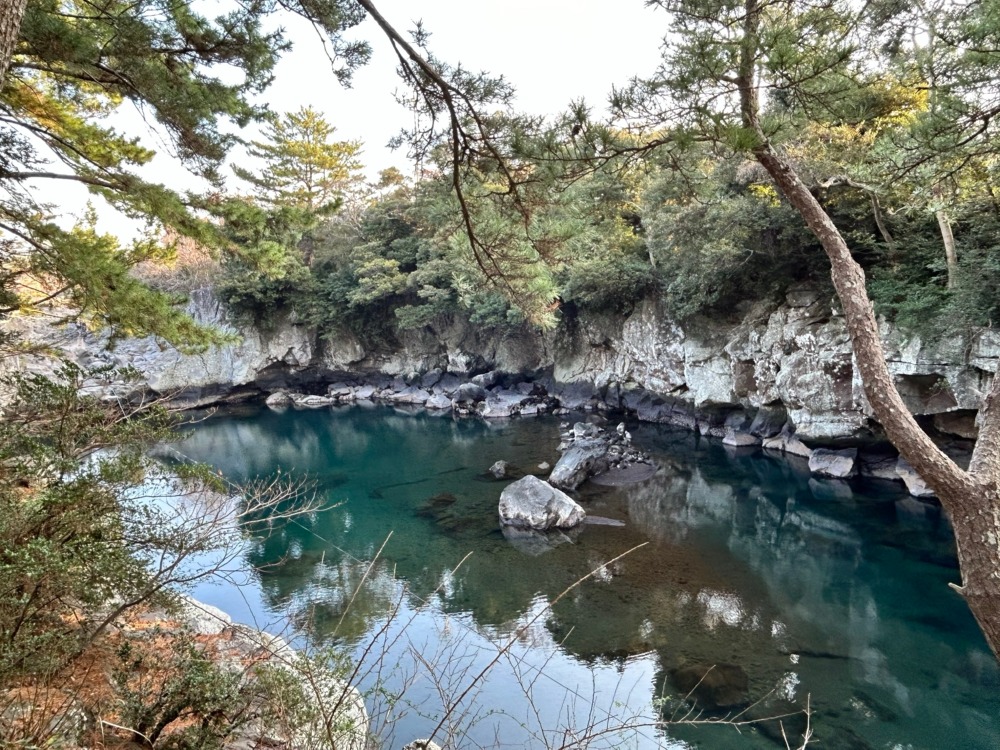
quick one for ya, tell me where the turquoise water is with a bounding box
[174,404,999,749]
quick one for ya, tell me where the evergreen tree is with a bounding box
[234,106,364,214]
[1,0,369,345]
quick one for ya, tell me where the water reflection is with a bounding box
[177,406,1000,749]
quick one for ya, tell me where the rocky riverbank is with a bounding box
[3,285,995,499]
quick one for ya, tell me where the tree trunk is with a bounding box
[0,0,28,87]
[736,0,1000,658]
[750,140,1000,660]
[936,208,958,289]
[949,489,1000,656]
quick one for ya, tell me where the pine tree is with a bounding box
[234,106,364,214]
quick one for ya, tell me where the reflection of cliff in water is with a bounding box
[619,429,998,748]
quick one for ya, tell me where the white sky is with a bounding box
[49,1,671,235]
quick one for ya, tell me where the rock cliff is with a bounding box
[3,285,996,452]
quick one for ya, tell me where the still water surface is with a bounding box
[174,404,999,749]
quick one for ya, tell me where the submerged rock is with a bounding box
[501,525,580,556]
[809,447,858,478]
[671,662,749,710]
[498,475,586,530]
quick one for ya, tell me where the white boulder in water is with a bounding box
[498,475,586,530]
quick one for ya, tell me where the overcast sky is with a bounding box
[269,0,670,177]
[57,1,671,234]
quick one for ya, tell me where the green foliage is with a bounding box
[561,254,658,315]
[2,0,369,348]
[114,637,245,749]
[233,106,364,214]
[0,363,175,675]
[869,204,1000,336]
[0,363,314,681]
[112,636,313,750]
[641,157,825,319]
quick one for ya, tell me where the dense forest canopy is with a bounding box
[2,0,998,340]
[2,0,1000,715]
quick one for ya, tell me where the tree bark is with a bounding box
[0,0,28,87]
[936,208,958,289]
[948,493,1000,651]
[737,0,1000,659]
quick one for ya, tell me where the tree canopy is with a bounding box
[0,0,369,345]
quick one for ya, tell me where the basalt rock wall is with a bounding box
[3,286,997,447]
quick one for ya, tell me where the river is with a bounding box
[172,403,999,749]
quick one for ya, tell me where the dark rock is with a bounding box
[722,429,761,447]
[420,369,443,389]
[471,370,500,388]
[555,381,600,410]
[435,373,463,396]
[671,663,749,710]
[749,405,788,438]
[934,410,979,440]
[857,451,899,482]
[455,382,488,403]
[549,438,609,491]
[620,386,647,413]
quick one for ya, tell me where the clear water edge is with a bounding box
[170,404,1000,750]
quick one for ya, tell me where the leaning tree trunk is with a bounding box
[736,0,1000,659]
[0,0,29,87]
[750,139,1000,660]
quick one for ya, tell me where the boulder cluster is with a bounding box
[496,420,656,544]
[549,421,655,491]
[264,369,568,418]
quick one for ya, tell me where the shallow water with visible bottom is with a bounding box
[173,404,1000,749]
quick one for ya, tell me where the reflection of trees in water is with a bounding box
[244,524,403,643]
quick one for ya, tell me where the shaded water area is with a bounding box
[174,404,999,749]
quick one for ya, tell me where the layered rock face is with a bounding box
[0,290,316,408]
[3,285,995,453]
